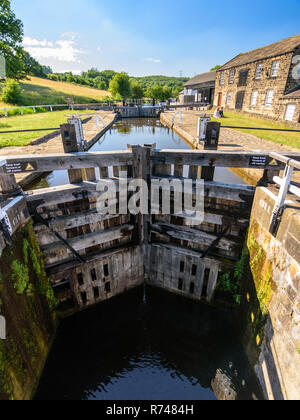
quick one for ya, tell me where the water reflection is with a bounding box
[35,287,263,401]
[27,118,245,190]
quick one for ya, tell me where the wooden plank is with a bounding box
[3,151,134,174]
[172,211,249,227]
[34,210,126,234]
[46,243,137,274]
[41,224,134,254]
[152,177,255,202]
[25,179,123,209]
[152,150,300,169]
[150,243,223,268]
[84,168,97,182]
[151,222,240,252]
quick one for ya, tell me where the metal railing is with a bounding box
[269,152,300,234]
[0,104,70,117]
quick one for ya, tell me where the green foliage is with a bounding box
[21,50,52,78]
[47,70,187,96]
[47,68,117,91]
[1,79,22,104]
[217,249,249,305]
[0,0,25,80]
[12,240,33,297]
[22,329,38,363]
[145,84,173,101]
[132,75,188,92]
[27,221,58,311]
[210,65,221,71]
[11,229,58,310]
[109,72,132,99]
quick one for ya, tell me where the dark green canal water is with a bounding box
[35,287,263,400]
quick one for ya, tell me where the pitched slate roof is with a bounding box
[184,71,216,87]
[218,34,300,71]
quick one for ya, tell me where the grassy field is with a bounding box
[0,110,86,148]
[0,76,111,108]
[211,111,300,150]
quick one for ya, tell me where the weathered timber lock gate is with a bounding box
[1,123,300,312]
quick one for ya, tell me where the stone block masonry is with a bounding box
[239,187,300,400]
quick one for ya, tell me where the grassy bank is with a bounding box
[211,111,300,150]
[0,110,85,148]
[0,76,111,108]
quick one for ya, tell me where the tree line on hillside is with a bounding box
[47,69,188,100]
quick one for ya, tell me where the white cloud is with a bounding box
[144,58,161,63]
[23,36,86,63]
[23,36,53,47]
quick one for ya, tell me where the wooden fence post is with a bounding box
[60,122,86,183]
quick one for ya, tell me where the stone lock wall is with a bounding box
[214,51,300,124]
[0,221,57,400]
[239,187,300,400]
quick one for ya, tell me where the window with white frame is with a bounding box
[255,64,263,80]
[250,90,258,106]
[220,72,225,85]
[271,60,280,77]
[229,70,235,84]
[226,93,232,105]
[285,104,296,122]
[265,89,274,106]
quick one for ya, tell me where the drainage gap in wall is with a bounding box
[81,292,87,305]
[104,264,109,278]
[91,268,97,282]
[77,273,84,287]
[93,287,99,299]
[202,269,210,298]
[190,282,195,294]
[105,282,111,294]
[178,278,184,291]
[192,264,197,276]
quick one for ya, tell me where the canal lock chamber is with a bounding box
[2,118,299,400]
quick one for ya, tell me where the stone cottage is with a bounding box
[214,34,300,124]
[183,71,216,105]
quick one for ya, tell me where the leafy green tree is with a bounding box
[0,0,25,79]
[1,78,22,104]
[210,65,221,71]
[130,81,144,99]
[109,72,132,99]
[146,85,162,100]
[20,50,50,78]
[97,81,107,90]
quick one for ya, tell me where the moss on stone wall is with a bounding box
[237,220,276,365]
[0,220,57,400]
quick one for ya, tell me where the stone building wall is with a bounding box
[214,51,300,124]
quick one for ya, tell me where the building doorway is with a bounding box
[235,91,245,110]
[218,93,223,107]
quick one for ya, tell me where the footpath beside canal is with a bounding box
[161,110,300,185]
[0,111,117,188]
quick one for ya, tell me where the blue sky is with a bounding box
[12,0,300,77]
